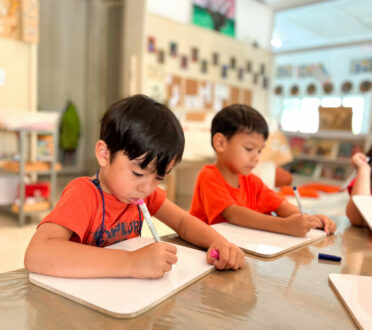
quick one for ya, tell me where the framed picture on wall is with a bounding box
[191,47,199,62]
[147,37,156,53]
[260,63,265,75]
[170,42,178,57]
[212,53,219,66]
[238,68,244,80]
[201,60,208,74]
[157,50,165,64]
[246,61,252,72]
[181,55,188,69]
[222,65,228,79]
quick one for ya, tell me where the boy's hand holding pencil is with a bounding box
[129,242,178,279]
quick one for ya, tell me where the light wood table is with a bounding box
[0,216,370,329]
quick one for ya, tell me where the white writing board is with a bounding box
[329,273,372,329]
[212,222,326,257]
[29,237,214,318]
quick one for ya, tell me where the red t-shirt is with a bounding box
[39,177,166,247]
[347,178,356,195]
[347,178,372,195]
[190,164,285,225]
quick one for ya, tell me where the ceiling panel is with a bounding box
[270,0,372,51]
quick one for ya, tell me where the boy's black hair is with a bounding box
[211,104,269,149]
[100,94,185,176]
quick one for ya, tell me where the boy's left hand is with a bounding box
[314,214,337,235]
[207,241,245,270]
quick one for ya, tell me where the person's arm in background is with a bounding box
[346,152,371,226]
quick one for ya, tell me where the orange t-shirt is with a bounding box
[190,164,285,225]
[40,177,166,247]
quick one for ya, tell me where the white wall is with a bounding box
[147,0,273,49]
[0,38,36,111]
[147,0,191,24]
[235,0,273,49]
[38,0,88,173]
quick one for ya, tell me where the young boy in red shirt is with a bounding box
[25,95,245,279]
[190,104,336,237]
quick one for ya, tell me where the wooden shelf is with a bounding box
[0,161,61,173]
[282,130,367,141]
[11,200,51,214]
[293,155,350,165]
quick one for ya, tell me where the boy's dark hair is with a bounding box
[211,104,269,148]
[100,94,185,176]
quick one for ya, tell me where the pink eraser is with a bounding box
[210,249,219,259]
[137,199,145,205]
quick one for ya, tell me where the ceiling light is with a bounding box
[271,37,282,48]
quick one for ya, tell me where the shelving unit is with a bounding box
[0,112,60,226]
[283,130,371,184]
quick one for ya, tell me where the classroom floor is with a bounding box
[0,175,349,274]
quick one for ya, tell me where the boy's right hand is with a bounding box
[129,242,178,279]
[285,213,318,237]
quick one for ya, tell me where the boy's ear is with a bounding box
[212,133,227,152]
[95,140,110,167]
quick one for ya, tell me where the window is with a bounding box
[342,96,365,134]
[280,98,300,131]
[321,97,341,107]
[279,95,368,134]
[299,98,320,133]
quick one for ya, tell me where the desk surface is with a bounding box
[0,216,371,329]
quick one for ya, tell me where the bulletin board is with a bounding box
[143,14,272,115]
[166,74,253,112]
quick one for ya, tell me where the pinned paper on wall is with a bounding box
[166,75,182,108]
[199,81,213,110]
[214,83,230,111]
[231,86,240,104]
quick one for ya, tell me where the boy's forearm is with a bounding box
[352,170,371,196]
[346,200,367,227]
[25,238,136,278]
[275,200,299,217]
[222,205,291,235]
[177,213,228,249]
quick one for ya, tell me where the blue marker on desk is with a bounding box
[318,253,342,262]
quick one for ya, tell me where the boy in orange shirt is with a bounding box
[25,95,245,279]
[190,104,336,237]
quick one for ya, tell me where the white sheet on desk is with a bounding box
[29,237,213,317]
[352,195,372,230]
[329,274,372,330]
[212,222,326,257]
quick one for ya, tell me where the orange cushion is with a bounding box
[275,167,293,187]
[300,183,340,193]
[280,186,319,198]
